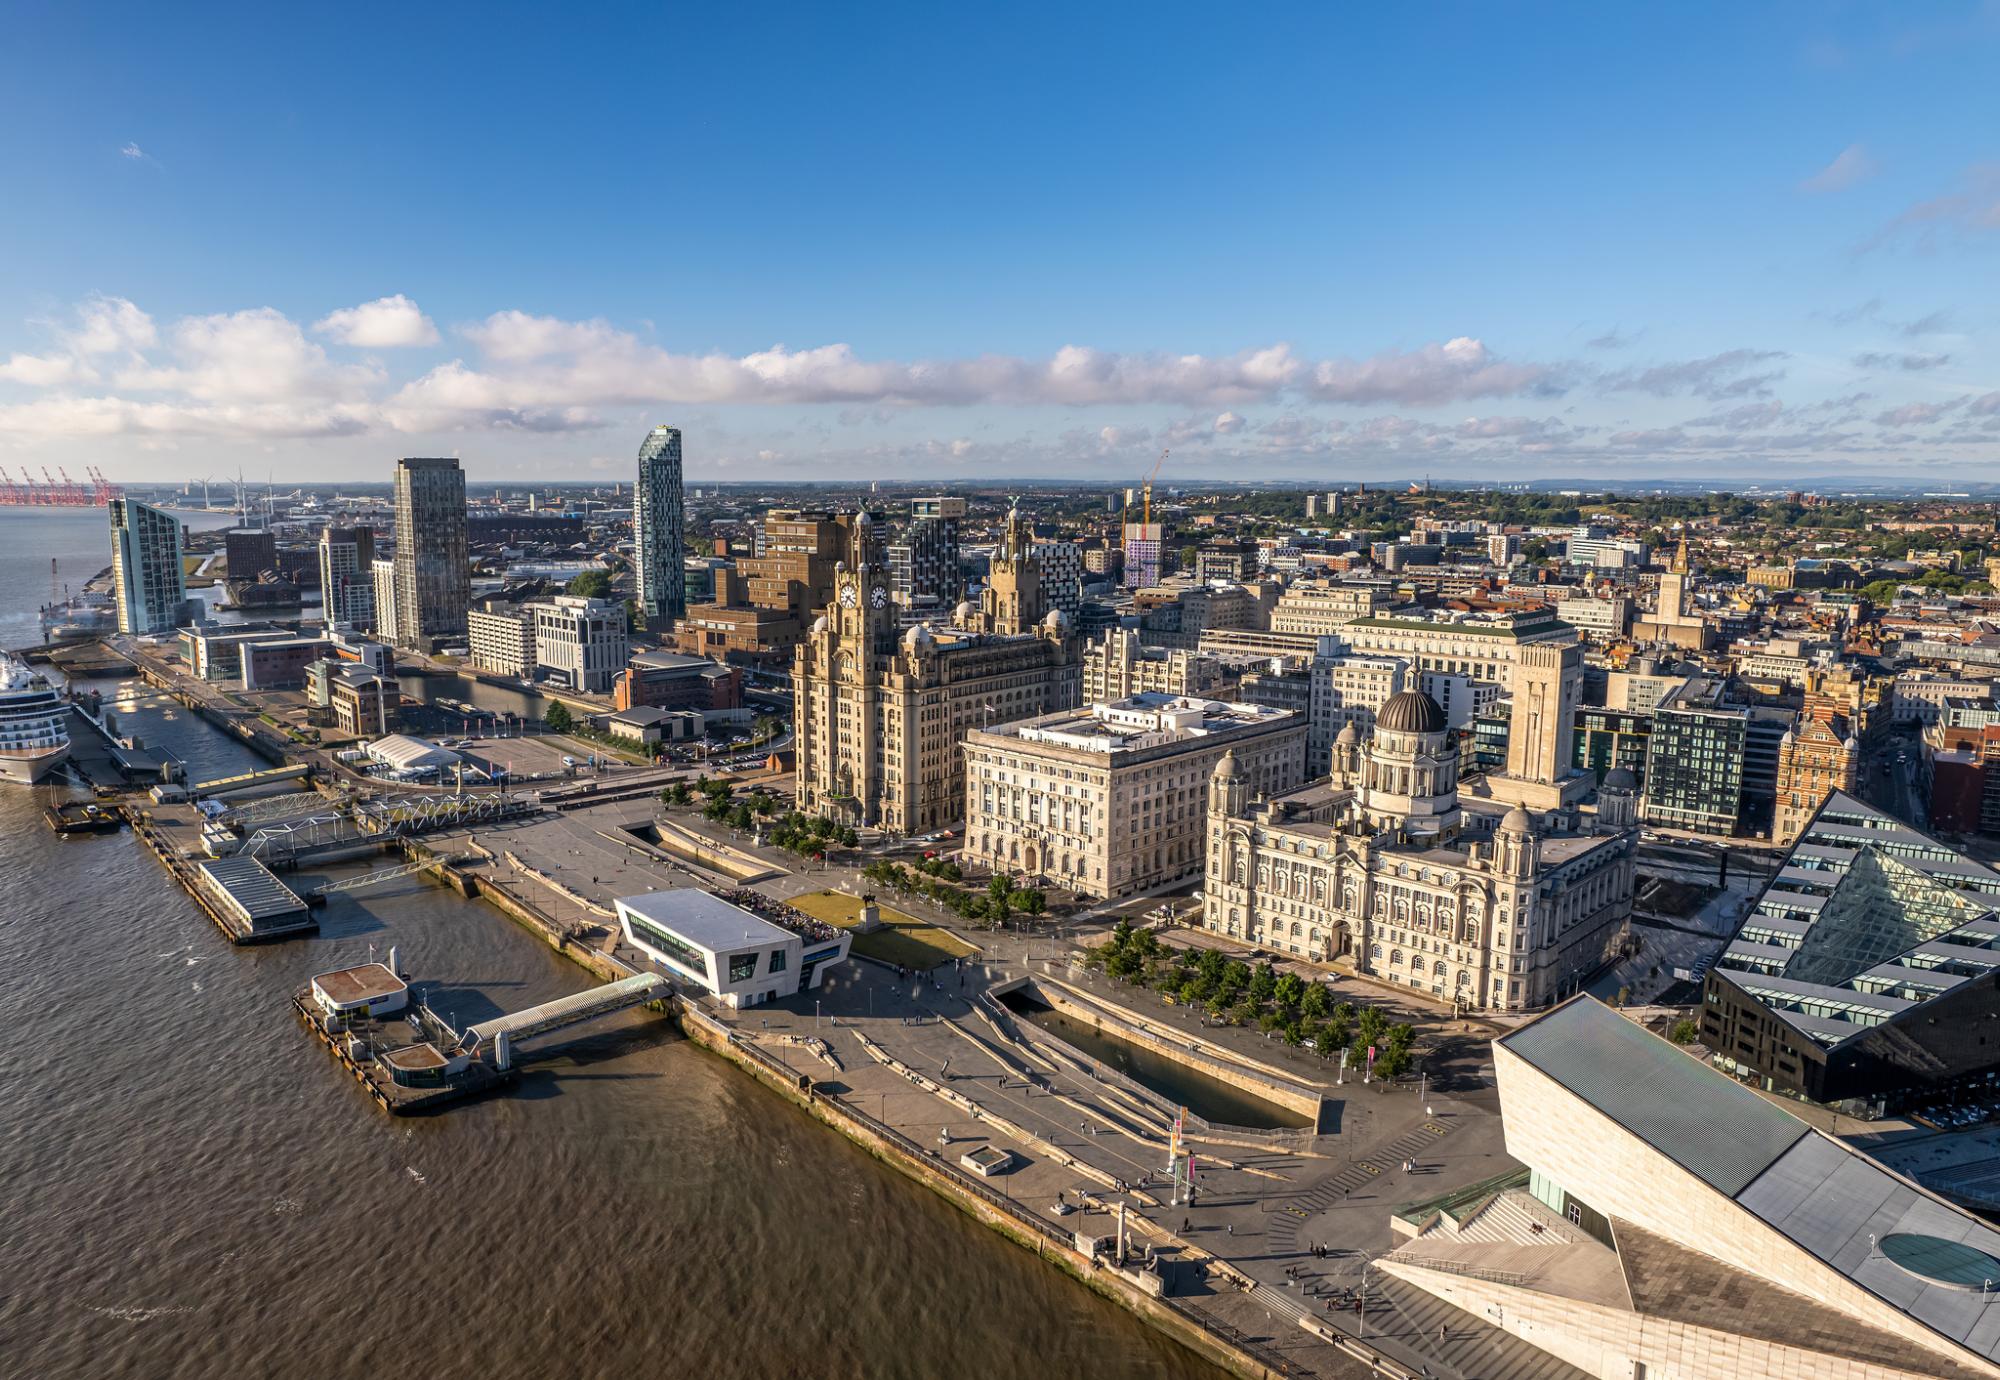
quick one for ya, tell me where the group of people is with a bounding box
[716,887,843,944]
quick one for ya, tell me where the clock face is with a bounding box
[839,582,858,608]
[870,584,888,609]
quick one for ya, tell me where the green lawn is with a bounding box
[788,889,977,968]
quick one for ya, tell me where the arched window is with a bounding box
[1389,948,1403,966]
[1434,959,1448,976]
[1290,921,1302,937]
[1370,942,1383,959]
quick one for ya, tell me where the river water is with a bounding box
[0,511,1223,1380]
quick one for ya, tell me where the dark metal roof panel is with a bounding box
[1501,996,1809,1196]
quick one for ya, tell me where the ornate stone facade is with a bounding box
[793,508,1081,836]
[1201,689,1636,1013]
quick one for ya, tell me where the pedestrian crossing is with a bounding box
[1267,1119,1453,1252]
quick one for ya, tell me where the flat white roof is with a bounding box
[616,889,795,953]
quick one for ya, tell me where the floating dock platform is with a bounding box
[295,959,515,1115]
[44,801,122,835]
[193,856,318,943]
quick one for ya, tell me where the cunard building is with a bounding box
[1201,686,1637,1013]
[793,507,1080,837]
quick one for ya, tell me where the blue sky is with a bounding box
[1,2,1997,484]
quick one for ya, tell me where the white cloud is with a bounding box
[1213,410,1246,434]
[314,295,439,348]
[0,353,90,387]
[1304,337,1557,405]
[120,143,144,160]
[1800,144,1878,194]
[70,296,158,356]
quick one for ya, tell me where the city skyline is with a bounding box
[1,5,1997,483]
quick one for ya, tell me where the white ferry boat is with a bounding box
[0,654,71,784]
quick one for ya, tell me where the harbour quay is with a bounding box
[125,807,321,945]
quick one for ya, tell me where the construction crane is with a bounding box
[1142,448,1168,527]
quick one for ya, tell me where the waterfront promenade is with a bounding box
[441,798,1579,1380]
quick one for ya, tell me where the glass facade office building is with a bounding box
[108,498,188,635]
[391,457,471,651]
[1642,706,1746,834]
[635,424,686,628]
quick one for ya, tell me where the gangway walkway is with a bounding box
[308,856,465,898]
[467,973,667,1045]
[192,763,312,797]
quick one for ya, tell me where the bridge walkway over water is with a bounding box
[467,973,668,1046]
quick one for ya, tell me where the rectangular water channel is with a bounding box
[999,990,1311,1131]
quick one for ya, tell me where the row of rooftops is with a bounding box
[980,693,1296,757]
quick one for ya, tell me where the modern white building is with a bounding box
[615,889,850,1009]
[108,498,190,634]
[1311,640,1410,759]
[371,557,400,647]
[1418,668,1502,730]
[467,602,537,677]
[365,733,458,775]
[1553,593,1629,641]
[318,525,377,629]
[532,595,629,693]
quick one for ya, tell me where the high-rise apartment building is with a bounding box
[108,499,189,634]
[370,558,399,647]
[1031,540,1084,616]
[634,424,686,629]
[318,526,377,628]
[390,457,470,651]
[886,496,965,610]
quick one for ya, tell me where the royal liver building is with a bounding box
[1202,685,1637,1014]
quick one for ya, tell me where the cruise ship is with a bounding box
[0,655,71,784]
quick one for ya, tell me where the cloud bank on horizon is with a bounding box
[0,291,1993,480]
